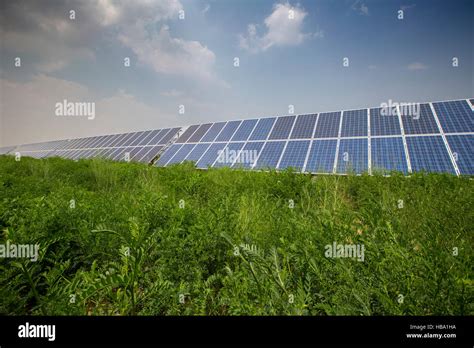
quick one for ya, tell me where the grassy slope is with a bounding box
[0,155,472,315]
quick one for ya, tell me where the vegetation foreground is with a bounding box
[0,155,472,315]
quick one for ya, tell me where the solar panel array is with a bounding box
[1,98,473,176]
[156,98,474,176]
[2,128,181,163]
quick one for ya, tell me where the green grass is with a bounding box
[0,155,472,315]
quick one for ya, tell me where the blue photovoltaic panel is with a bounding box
[432,100,474,133]
[213,142,245,168]
[254,141,285,169]
[155,144,183,166]
[130,131,151,146]
[401,103,439,134]
[278,141,310,171]
[200,122,226,142]
[124,132,144,147]
[290,114,317,139]
[126,147,144,161]
[268,116,296,140]
[446,135,474,175]
[314,112,341,138]
[146,129,167,145]
[406,136,455,174]
[139,145,163,163]
[341,109,368,137]
[370,108,401,136]
[336,138,368,174]
[159,128,180,144]
[215,121,242,142]
[167,144,196,165]
[249,117,276,140]
[183,143,211,163]
[305,140,337,173]
[231,119,258,141]
[187,124,213,143]
[371,137,408,174]
[115,133,135,147]
[232,142,264,169]
[196,143,226,168]
[138,129,160,145]
[176,125,199,143]
[132,146,153,161]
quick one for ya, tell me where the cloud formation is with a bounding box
[239,2,318,54]
[351,1,369,16]
[0,0,224,85]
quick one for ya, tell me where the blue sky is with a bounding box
[0,0,472,146]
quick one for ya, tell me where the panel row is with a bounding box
[17,146,164,163]
[12,127,181,154]
[156,134,474,175]
[173,100,474,146]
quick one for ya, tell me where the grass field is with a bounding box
[0,155,472,315]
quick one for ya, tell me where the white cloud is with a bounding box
[407,62,428,70]
[1,0,225,86]
[118,23,228,87]
[239,2,317,54]
[351,1,369,16]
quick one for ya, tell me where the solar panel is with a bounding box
[253,141,285,169]
[200,122,226,142]
[138,129,161,145]
[290,114,317,139]
[232,142,264,169]
[249,118,276,140]
[305,139,337,173]
[213,142,245,168]
[155,144,183,166]
[158,128,181,144]
[187,124,213,143]
[432,100,474,133]
[406,136,455,174]
[176,125,199,143]
[146,129,168,145]
[370,108,401,136]
[231,119,258,141]
[336,138,368,174]
[138,145,163,163]
[341,109,368,137]
[130,131,151,146]
[268,116,296,140]
[196,143,226,168]
[314,112,341,138]
[278,140,310,171]
[215,121,242,142]
[371,137,408,174]
[167,144,196,165]
[183,143,211,163]
[401,103,439,134]
[5,98,471,176]
[446,134,474,175]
